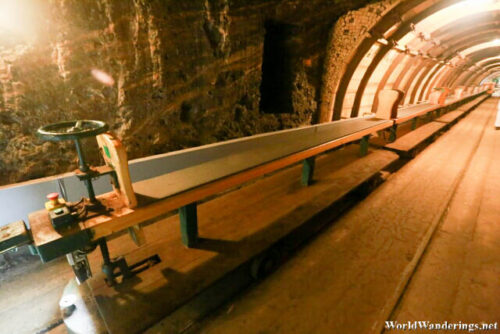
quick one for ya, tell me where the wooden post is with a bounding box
[179,203,198,247]
[411,118,418,130]
[389,124,398,142]
[427,111,433,122]
[360,135,370,156]
[301,157,316,186]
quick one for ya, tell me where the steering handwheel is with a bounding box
[36,120,109,203]
[36,120,108,141]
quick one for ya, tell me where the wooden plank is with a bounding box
[133,118,391,200]
[395,104,440,124]
[456,99,481,112]
[496,106,500,130]
[435,110,465,124]
[96,133,137,208]
[385,122,447,154]
[88,148,399,334]
[96,133,145,246]
[29,211,92,262]
[0,221,31,253]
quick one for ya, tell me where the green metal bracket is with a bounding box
[28,245,39,256]
[179,202,198,247]
[359,135,370,156]
[389,124,398,142]
[301,157,316,186]
[411,118,418,130]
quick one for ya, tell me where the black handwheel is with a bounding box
[36,120,109,203]
[36,120,108,141]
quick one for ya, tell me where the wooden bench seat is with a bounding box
[395,103,438,124]
[435,110,465,124]
[132,117,391,201]
[384,122,447,158]
[456,96,487,112]
[456,101,478,112]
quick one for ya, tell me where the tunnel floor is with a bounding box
[1,99,498,334]
[173,99,500,334]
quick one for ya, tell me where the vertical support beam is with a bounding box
[179,203,198,247]
[389,124,398,142]
[301,157,316,186]
[359,135,370,156]
[411,117,418,130]
[426,111,433,122]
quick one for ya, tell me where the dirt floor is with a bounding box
[179,99,500,334]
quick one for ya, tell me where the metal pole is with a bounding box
[74,139,97,202]
[74,139,89,172]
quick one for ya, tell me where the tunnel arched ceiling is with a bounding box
[326,0,500,121]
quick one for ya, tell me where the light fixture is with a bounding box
[0,0,40,42]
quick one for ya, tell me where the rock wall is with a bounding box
[0,0,379,185]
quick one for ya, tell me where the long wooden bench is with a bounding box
[384,121,447,158]
[456,95,489,112]
[28,116,394,262]
[27,90,489,262]
[386,92,488,140]
[385,95,489,158]
[434,94,487,127]
[435,110,465,125]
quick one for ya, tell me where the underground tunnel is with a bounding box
[0,0,499,333]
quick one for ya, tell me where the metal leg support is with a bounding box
[66,251,92,285]
[389,124,398,142]
[73,139,97,203]
[180,203,198,247]
[99,238,131,286]
[359,135,370,157]
[411,118,418,130]
[301,157,316,186]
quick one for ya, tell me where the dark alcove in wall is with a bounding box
[259,21,296,114]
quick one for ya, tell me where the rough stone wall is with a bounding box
[0,0,380,185]
[319,0,398,122]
